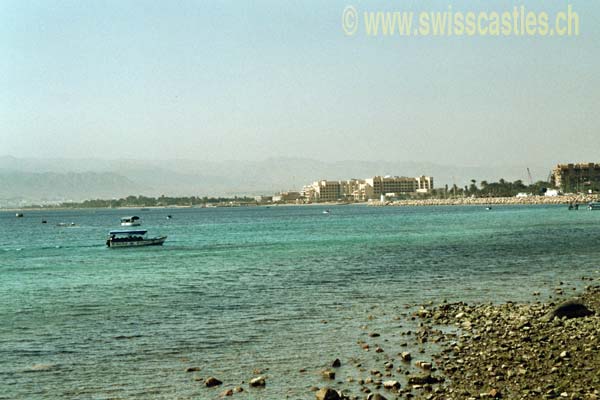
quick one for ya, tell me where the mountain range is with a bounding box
[0,155,551,205]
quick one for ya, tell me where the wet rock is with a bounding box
[185,366,201,372]
[221,388,233,397]
[249,376,266,387]
[321,369,336,380]
[415,360,432,370]
[543,300,593,321]
[407,374,444,385]
[400,352,412,361]
[383,380,401,389]
[204,377,222,387]
[315,387,341,400]
[366,393,387,400]
[332,358,341,368]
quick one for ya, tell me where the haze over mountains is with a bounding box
[0,155,551,205]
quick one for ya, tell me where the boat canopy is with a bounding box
[120,216,140,221]
[109,230,147,235]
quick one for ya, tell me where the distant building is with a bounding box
[302,175,433,202]
[254,195,273,203]
[551,163,600,192]
[303,180,341,202]
[365,176,433,198]
[272,191,301,203]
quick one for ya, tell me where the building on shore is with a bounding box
[301,175,434,202]
[551,163,600,193]
[365,175,434,198]
[302,180,341,202]
[272,191,302,203]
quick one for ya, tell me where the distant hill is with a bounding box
[0,155,552,203]
[0,170,147,203]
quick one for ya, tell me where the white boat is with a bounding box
[106,229,167,248]
[120,216,141,226]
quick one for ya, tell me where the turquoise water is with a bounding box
[1,205,599,399]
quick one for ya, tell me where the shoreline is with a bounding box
[371,194,600,207]
[189,276,600,400]
[313,279,600,399]
[4,195,600,212]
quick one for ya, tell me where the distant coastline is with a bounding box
[370,194,600,207]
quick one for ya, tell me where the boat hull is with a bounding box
[107,236,167,248]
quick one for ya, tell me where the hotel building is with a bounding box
[551,163,600,192]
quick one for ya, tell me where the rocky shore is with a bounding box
[190,278,600,399]
[314,282,600,400]
[370,195,600,207]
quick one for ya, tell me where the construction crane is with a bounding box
[527,168,534,186]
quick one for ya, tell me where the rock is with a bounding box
[383,380,401,389]
[249,376,266,387]
[233,386,243,393]
[400,351,412,361]
[407,374,444,385]
[221,388,233,396]
[331,358,341,368]
[543,300,593,321]
[185,366,201,372]
[204,377,222,387]
[415,360,432,370]
[321,369,336,380]
[367,393,388,400]
[315,387,340,400]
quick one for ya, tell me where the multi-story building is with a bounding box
[303,180,341,202]
[272,191,301,203]
[416,175,434,192]
[301,175,433,202]
[365,176,428,197]
[551,163,600,192]
[340,179,374,201]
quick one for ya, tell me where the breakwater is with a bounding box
[371,194,600,207]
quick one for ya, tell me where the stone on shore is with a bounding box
[407,374,444,385]
[543,299,593,321]
[315,387,340,400]
[366,393,388,400]
[249,376,266,387]
[331,358,341,368]
[321,369,335,379]
[383,380,400,389]
[204,376,222,387]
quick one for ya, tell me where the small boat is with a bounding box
[106,229,167,248]
[588,202,600,210]
[15,213,24,218]
[485,206,492,211]
[323,209,330,214]
[41,220,47,224]
[120,216,141,226]
[57,222,77,227]
[166,215,172,220]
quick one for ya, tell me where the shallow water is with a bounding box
[1,205,599,399]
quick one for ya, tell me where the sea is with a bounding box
[1,204,599,399]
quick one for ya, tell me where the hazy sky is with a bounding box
[1,0,599,167]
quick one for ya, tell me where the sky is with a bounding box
[1,0,599,168]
